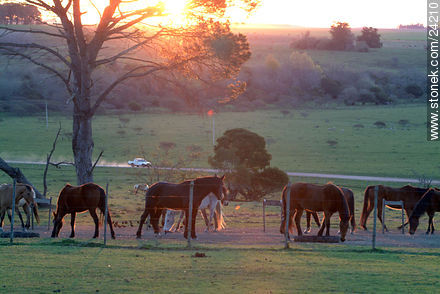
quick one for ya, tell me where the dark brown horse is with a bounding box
[51,183,115,239]
[305,187,356,234]
[280,183,350,242]
[136,175,226,239]
[359,185,428,231]
[409,189,440,235]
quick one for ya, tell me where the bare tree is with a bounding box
[0,0,257,184]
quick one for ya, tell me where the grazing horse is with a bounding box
[134,184,149,194]
[0,183,40,231]
[164,193,226,233]
[409,189,440,235]
[359,185,428,231]
[305,187,356,234]
[136,175,226,239]
[280,183,350,242]
[51,183,116,239]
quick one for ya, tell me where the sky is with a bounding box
[244,0,426,28]
[45,0,426,29]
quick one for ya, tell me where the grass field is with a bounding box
[0,239,439,293]
[1,104,437,178]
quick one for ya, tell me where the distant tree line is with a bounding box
[398,24,425,30]
[291,22,382,52]
[0,3,41,25]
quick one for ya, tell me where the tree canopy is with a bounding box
[209,128,287,201]
[0,0,258,184]
[0,2,41,24]
[357,27,382,48]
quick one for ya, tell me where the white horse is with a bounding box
[134,184,149,194]
[163,193,226,233]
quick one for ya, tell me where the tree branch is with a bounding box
[0,47,72,95]
[0,26,66,39]
[89,150,103,176]
[0,42,72,68]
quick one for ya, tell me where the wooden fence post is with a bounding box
[47,197,52,231]
[187,181,194,248]
[372,186,378,250]
[263,199,266,232]
[104,182,109,246]
[284,182,291,249]
[10,179,16,244]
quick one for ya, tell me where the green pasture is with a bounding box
[245,27,425,73]
[0,239,439,293]
[1,104,437,178]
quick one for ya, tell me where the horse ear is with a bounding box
[221,175,225,180]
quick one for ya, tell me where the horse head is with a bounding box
[51,211,64,237]
[408,214,419,235]
[339,219,349,242]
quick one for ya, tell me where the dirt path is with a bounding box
[28,224,440,249]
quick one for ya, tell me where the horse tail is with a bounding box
[98,185,107,226]
[359,186,373,229]
[32,199,40,224]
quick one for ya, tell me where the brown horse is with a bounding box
[51,183,115,239]
[359,185,428,231]
[136,175,226,239]
[409,189,440,235]
[305,187,356,234]
[280,183,350,242]
[0,183,40,231]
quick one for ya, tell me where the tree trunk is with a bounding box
[72,106,94,185]
[0,157,44,199]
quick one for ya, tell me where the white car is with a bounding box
[128,158,152,167]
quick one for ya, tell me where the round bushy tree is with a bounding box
[209,128,288,201]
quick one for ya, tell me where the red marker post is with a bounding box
[207,109,215,145]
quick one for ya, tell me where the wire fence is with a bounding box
[2,179,438,250]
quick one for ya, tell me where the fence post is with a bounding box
[187,181,194,248]
[263,200,266,232]
[382,199,385,234]
[10,179,16,244]
[401,202,405,234]
[47,197,52,231]
[104,182,109,246]
[284,182,291,249]
[372,186,378,250]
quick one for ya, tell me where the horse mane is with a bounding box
[401,185,427,193]
[411,189,434,219]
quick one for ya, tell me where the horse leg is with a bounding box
[175,211,185,232]
[136,208,151,238]
[304,211,311,234]
[201,209,209,232]
[317,214,326,237]
[361,196,374,230]
[70,212,76,238]
[294,209,303,236]
[89,209,99,238]
[22,203,31,231]
[151,209,163,236]
[376,203,388,232]
[324,212,331,236]
[426,214,432,234]
[0,208,5,232]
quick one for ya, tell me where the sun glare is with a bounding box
[76,0,191,27]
